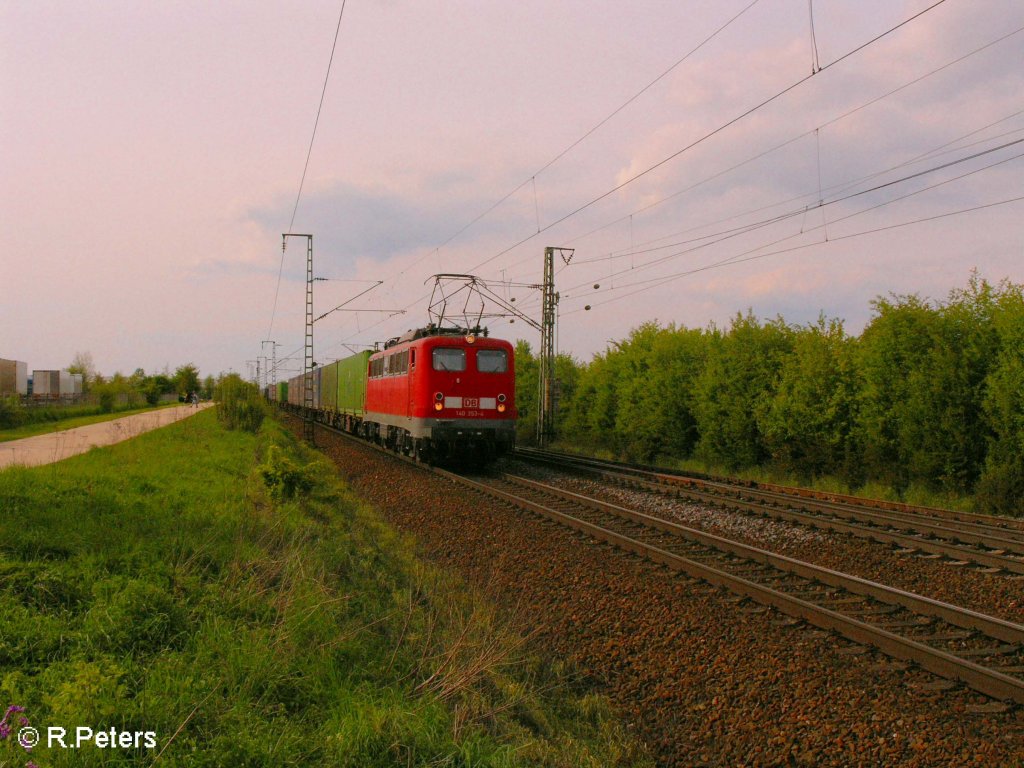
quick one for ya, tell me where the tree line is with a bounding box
[515,274,1024,515]
[67,353,212,408]
[0,359,214,430]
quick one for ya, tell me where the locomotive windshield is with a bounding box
[476,349,507,373]
[432,348,466,372]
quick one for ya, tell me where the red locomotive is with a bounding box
[277,325,517,464]
[363,326,516,463]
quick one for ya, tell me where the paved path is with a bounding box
[0,403,214,469]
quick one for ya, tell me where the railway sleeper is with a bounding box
[910,630,975,642]
[844,604,902,617]
[874,618,936,630]
[953,644,1020,658]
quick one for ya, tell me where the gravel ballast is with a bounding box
[301,421,1024,767]
[501,459,1024,625]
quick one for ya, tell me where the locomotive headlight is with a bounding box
[465,334,475,344]
[497,403,506,413]
[434,401,444,411]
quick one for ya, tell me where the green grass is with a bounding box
[0,402,177,443]
[0,410,650,766]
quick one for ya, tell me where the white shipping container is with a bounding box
[70,373,83,394]
[60,370,72,395]
[33,370,61,396]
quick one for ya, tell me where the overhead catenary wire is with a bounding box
[315,0,983,361]
[302,0,768,359]
[322,0,956,356]
[561,136,1024,288]
[564,194,1024,317]
[376,0,765,286]
[462,0,951,278]
[561,150,1024,313]
[808,0,822,74]
[510,140,1024,317]
[265,0,349,341]
[495,24,1024,284]
[565,114,1024,273]
[568,146,1024,302]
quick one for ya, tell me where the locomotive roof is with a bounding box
[382,325,493,350]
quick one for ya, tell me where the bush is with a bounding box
[97,387,116,413]
[550,274,1024,509]
[0,396,25,429]
[215,374,266,433]
[258,444,314,500]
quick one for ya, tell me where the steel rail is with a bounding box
[302,418,1024,703]
[649,474,1024,549]
[498,473,1024,644]
[518,447,1024,532]
[453,471,1024,704]
[649,472,1024,553]
[516,450,1024,575]
[630,470,1024,548]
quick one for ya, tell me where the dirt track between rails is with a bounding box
[297,418,1024,767]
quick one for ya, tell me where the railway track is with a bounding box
[514,447,1024,576]
[310,421,1024,705]
[460,470,1024,706]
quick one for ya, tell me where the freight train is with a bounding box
[271,326,516,463]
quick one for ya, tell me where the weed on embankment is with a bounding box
[0,410,649,766]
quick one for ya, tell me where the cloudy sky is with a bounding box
[2,0,1022,380]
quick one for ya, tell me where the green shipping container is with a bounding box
[320,361,339,411]
[277,381,288,403]
[336,350,371,416]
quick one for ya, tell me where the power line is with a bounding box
[566,194,1024,316]
[562,152,1024,312]
[565,116,1024,274]
[496,24,1024,284]
[304,1,766,358]
[463,0,951,277]
[570,146,1024,299]
[568,137,1024,280]
[316,0,957,359]
[378,0,764,285]
[266,0,349,341]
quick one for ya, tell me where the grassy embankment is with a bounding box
[0,402,177,444]
[0,409,649,766]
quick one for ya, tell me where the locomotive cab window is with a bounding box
[432,347,466,372]
[476,349,507,373]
